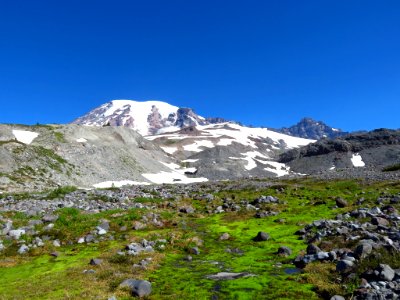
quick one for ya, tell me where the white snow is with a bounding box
[12,130,39,144]
[93,180,150,188]
[142,171,207,184]
[147,122,314,150]
[76,138,87,143]
[329,166,336,170]
[332,128,340,132]
[263,161,291,177]
[142,160,207,184]
[160,146,178,154]
[182,159,199,163]
[183,140,215,152]
[351,153,365,167]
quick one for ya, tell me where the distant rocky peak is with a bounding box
[277,117,348,140]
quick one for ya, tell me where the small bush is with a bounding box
[46,186,77,199]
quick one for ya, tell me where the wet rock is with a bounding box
[253,231,270,242]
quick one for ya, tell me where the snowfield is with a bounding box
[12,130,39,144]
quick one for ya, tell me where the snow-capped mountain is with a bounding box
[71,99,317,180]
[276,117,348,140]
[72,100,212,136]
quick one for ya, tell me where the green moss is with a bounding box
[53,131,66,143]
[46,186,77,199]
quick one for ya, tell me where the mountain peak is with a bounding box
[72,99,212,136]
[277,117,348,140]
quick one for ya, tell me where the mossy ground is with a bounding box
[1,179,399,299]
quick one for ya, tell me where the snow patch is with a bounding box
[351,153,365,167]
[183,140,215,152]
[76,138,87,143]
[142,172,207,184]
[12,130,39,144]
[182,159,199,163]
[160,146,178,154]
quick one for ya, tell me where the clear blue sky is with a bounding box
[1,1,399,131]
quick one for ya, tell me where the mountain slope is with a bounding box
[147,122,315,179]
[72,100,211,136]
[0,124,207,192]
[276,117,348,140]
[279,128,400,174]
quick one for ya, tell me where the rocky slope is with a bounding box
[0,124,208,193]
[277,117,348,140]
[279,128,400,174]
[146,122,315,180]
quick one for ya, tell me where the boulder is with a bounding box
[253,231,270,242]
[335,197,348,208]
[120,279,152,297]
[277,246,292,256]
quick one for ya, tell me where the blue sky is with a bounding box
[0,1,399,131]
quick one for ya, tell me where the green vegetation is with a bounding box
[1,179,400,299]
[46,186,77,199]
[53,131,66,143]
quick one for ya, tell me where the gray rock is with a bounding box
[18,244,29,254]
[219,233,230,240]
[377,264,395,281]
[277,246,292,256]
[189,247,200,255]
[179,206,195,214]
[336,260,354,273]
[42,214,59,223]
[354,242,373,259]
[85,234,95,243]
[330,296,345,300]
[89,258,103,266]
[119,279,152,297]
[371,217,389,226]
[335,197,348,208]
[253,231,270,242]
[8,229,25,240]
[306,244,321,255]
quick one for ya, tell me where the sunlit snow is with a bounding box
[76,138,87,143]
[351,153,365,167]
[12,130,39,144]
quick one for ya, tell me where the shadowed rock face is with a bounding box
[277,117,348,140]
[279,129,400,174]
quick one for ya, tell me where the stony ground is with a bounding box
[1,178,400,299]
